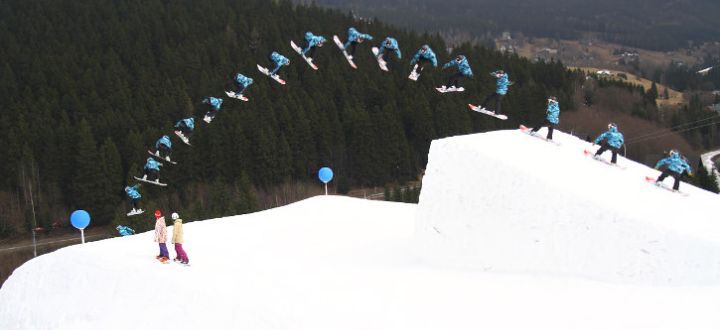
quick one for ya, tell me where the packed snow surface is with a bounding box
[2,129,720,330]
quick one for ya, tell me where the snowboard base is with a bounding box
[583,150,626,169]
[290,40,319,70]
[257,65,286,85]
[645,176,689,196]
[148,150,176,164]
[224,91,249,101]
[127,209,144,217]
[408,65,420,81]
[333,35,357,69]
[134,176,168,187]
[174,131,191,146]
[468,104,508,120]
[519,125,559,144]
[436,86,466,93]
[371,47,389,71]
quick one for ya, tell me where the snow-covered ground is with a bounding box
[2,129,720,330]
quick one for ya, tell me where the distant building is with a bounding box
[596,70,612,76]
[709,104,720,113]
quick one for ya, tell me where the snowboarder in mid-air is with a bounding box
[340,27,373,57]
[116,225,135,236]
[226,73,253,101]
[653,149,693,191]
[174,117,194,145]
[528,96,561,140]
[269,51,290,76]
[151,135,173,162]
[202,97,223,123]
[591,123,625,164]
[373,37,401,70]
[479,70,511,114]
[301,32,326,61]
[409,44,438,81]
[439,55,473,92]
[141,157,163,184]
[124,184,143,216]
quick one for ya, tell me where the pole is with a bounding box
[32,229,37,257]
[81,229,85,244]
[324,183,328,195]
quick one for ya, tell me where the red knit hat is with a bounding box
[154,210,162,218]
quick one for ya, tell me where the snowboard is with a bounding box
[371,47,389,71]
[148,150,176,164]
[436,86,466,93]
[126,209,144,217]
[518,124,559,144]
[224,90,249,102]
[174,131,191,146]
[645,176,689,196]
[203,113,215,124]
[290,40,319,70]
[257,65,286,85]
[134,176,168,187]
[468,104,508,120]
[332,35,357,69]
[408,64,420,81]
[583,149,626,169]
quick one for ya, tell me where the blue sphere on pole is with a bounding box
[318,167,334,184]
[70,210,91,230]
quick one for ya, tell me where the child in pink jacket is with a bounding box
[154,210,169,263]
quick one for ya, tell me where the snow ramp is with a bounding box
[415,129,720,285]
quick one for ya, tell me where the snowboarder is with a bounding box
[269,51,290,76]
[142,157,163,183]
[592,123,625,164]
[440,55,473,92]
[174,117,194,145]
[342,27,373,58]
[480,70,511,114]
[653,149,693,191]
[409,44,438,80]
[301,32,326,61]
[154,210,169,263]
[116,225,135,236]
[202,97,223,123]
[152,135,173,162]
[375,37,401,66]
[124,184,143,216]
[171,212,189,265]
[529,96,561,140]
[226,73,253,100]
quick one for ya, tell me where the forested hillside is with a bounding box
[307,0,720,51]
[0,0,672,238]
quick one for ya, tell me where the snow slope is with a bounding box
[2,129,720,329]
[416,129,720,285]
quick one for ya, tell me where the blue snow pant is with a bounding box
[158,243,169,258]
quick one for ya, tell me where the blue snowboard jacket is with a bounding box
[176,118,194,131]
[125,184,141,199]
[443,57,473,77]
[546,101,560,124]
[378,37,401,59]
[144,157,162,171]
[234,73,253,88]
[410,46,438,67]
[492,71,510,95]
[271,51,290,66]
[116,225,135,236]
[594,127,625,148]
[203,97,223,111]
[344,27,373,49]
[655,153,693,175]
[155,135,172,150]
[303,32,326,55]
